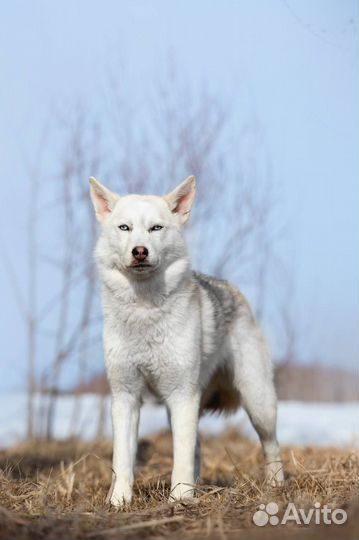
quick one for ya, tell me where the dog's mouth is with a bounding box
[128,262,154,271]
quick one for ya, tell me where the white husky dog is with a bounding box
[89,175,284,507]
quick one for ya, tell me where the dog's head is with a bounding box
[89,176,196,278]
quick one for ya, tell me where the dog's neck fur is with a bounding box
[100,256,192,307]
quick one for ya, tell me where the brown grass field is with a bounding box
[0,430,358,540]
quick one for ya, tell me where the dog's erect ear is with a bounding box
[164,176,196,224]
[89,177,119,223]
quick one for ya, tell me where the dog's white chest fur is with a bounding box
[102,285,201,398]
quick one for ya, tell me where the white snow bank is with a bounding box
[0,393,357,449]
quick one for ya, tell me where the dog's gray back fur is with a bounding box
[192,271,255,414]
[193,271,239,335]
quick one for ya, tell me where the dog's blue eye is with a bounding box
[118,224,130,231]
[150,225,163,232]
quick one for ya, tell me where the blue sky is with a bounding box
[0,0,358,390]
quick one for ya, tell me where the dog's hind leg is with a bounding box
[229,320,284,486]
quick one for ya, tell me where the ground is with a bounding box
[0,431,358,540]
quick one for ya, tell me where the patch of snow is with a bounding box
[0,393,357,449]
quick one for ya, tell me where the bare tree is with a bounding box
[0,133,49,439]
[38,112,102,439]
[26,167,39,439]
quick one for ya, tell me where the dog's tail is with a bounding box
[200,366,240,415]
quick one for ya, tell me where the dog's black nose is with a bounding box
[132,246,149,261]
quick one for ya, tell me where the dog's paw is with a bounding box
[265,462,285,487]
[169,483,194,501]
[110,491,132,508]
[107,484,133,508]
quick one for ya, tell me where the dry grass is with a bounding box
[0,430,358,539]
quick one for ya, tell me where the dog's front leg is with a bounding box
[109,392,140,507]
[167,391,200,500]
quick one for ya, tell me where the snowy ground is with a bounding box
[0,393,358,449]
